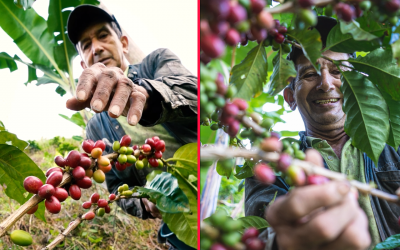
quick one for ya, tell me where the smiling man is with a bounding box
[66,4,197,250]
[245,16,400,250]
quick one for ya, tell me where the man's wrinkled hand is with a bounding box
[142,198,162,219]
[266,181,370,250]
[66,63,149,125]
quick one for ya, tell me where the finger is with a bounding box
[319,208,370,250]
[266,181,351,224]
[305,148,324,168]
[66,97,91,111]
[91,68,122,112]
[108,76,133,118]
[127,86,147,126]
[76,63,105,101]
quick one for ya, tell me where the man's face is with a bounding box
[77,22,127,68]
[284,50,350,130]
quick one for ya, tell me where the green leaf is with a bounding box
[188,174,197,183]
[221,41,258,67]
[0,52,18,72]
[13,0,35,9]
[146,170,163,186]
[234,161,254,179]
[280,131,299,137]
[24,66,37,85]
[217,158,234,178]
[267,46,297,96]
[0,144,46,206]
[237,216,269,230]
[0,131,29,150]
[341,71,390,163]
[230,43,268,101]
[59,112,86,129]
[55,85,67,96]
[0,121,5,131]
[347,48,400,101]
[134,172,190,214]
[72,135,83,141]
[36,75,56,86]
[373,234,400,250]
[392,39,400,65]
[248,92,275,109]
[162,174,197,249]
[378,87,400,150]
[167,143,197,178]
[34,201,46,222]
[340,20,378,41]
[287,28,322,72]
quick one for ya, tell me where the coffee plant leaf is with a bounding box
[325,17,386,53]
[237,216,269,230]
[13,0,35,9]
[347,48,400,101]
[134,172,190,214]
[340,20,378,41]
[230,42,268,101]
[168,143,197,178]
[378,86,400,150]
[280,131,300,137]
[221,41,258,67]
[287,27,322,73]
[162,174,197,249]
[234,161,254,179]
[0,131,29,150]
[145,170,163,186]
[373,234,400,250]
[217,158,235,178]
[392,36,400,65]
[59,112,86,129]
[0,52,18,72]
[267,46,297,96]
[341,71,389,163]
[0,121,5,131]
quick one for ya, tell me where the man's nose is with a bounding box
[91,39,103,56]
[316,70,335,92]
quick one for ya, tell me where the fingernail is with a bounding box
[110,105,120,115]
[130,115,138,125]
[338,182,350,195]
[92,100,103,111]
[77,90,86,101]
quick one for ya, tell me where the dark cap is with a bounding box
[67,4,122,46]
[287,16,355,63]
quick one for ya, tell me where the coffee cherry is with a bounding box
[38,184,55,199]
[257,11,274,30]
[232,98,248,111]
[386,0,400,13]
[335,3,355,22]
[210,243,229,250]
[127,155,137,164]
[224,28,241,46]
[242,227,259,242]
[91,148,102,159]
[215,73,227,96]
[245,238,265,250]
[10,230,33,246]
[277,154,292,172]
[154,140,166,151]
[45,196,61,214]
[90,192,100,203]
[278,26,287,34]
[69,185,81,200]
[287,165,306,186]
[98,156,110,166]
[105,205,111,214]
[157,159,164,168]
[142,144,152,153]
[115,161,127,171]
[54,187,69,202]
[298,0,314,8]
[222,232,241,246]
[254,163,276,184]
[80,156,92,169]
[149,158,159,167]
[307,175,329,185]
[97,208,105,217]
[359,1,371,11]
[66,150,81,168]
[227,2,247,25]
[98,164,112,173]
[72,166,85,180]
[250,0,266,14]
[228,120,240,137]
[46,171,63,187]
[27,204,39,214]
[85,169,94,178]
[24,176,43,194]
[45,167,63,178]
[112,141,121,152]
[83,211,95,220]
[109,193,116,201]
[54,156,66,167]
[119,184,129,192]
[119,146,127,154]
[154,151,163,159]
[250,25,267,42]
[118,154,128,164]
[299,9,317,26]
[97,199,108,208]
[125,147,134,155]
[201,34,225,58]
[260,118,274,130]
[145,138,156,149]
[135,160,144,170]
[93,170,106,183]
[94,140,106,151]
[82,201,92,209]
[207,0,230,20]
[75,176,92,189]
[121,190,133,197]
[120,135,132,147]
[82,140,95,154]
[260,137,282,152]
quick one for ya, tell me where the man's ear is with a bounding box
[283,87,297,111]
[120,35,129,54]
[80,60,87,69]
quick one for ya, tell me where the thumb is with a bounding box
[66,97,91,111]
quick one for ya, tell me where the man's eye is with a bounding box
[99,33,108,39]
[331,70,340,75]
[304,73,318,78]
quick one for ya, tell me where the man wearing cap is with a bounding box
[245,16,400,250]
[66,5,197,250]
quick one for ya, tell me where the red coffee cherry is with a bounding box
[46,171,63,187]
[201,34,225,58]
[278,26,287,34]
[81,153,90,158]
[386,0,400,13]
[228,120,240,137]
[45,196,61,214]
[38,184,55,199]
[82,139,95,154]
[94,140,106,151]
[215,73,227,96]
[298,0,314,8]
[154,140,166,151]
[245,238,266,250]
[90,193,100,203]
[307,175,329,185]
[223,103,239,116]
[242,227,259,242]
[54,156,66,167]
[69,185,82,200]
[115,161,127,171]
[210,243,229,250]
[250,0,266,14]
[97,199,108,208]
[227,2,247,24]
[83,211,95,220]
[27,204,38,214]
[76,176,92,189]
[149,158,159,168]
[105,205,111,214]
[120,135,132,147]
[257,11,275,30]
[335,2,355,22]
[224,28,241,46]
[268,28,278,36]
[66,150,81,168]
[154,151,163,159]
[45,167,63,178]
[23,176,43,194]
[82,201,92,209]
[260,137,283,152]
[80,156,92,170]
[277,154,292,172]
[206,0,230,20]
[108,193,116,201]
[250,25,267,42]
[210,21,230,37]
[254,163,276,184]
[145,138,156,148]
[232,98,248,111]
[72,166,86,180]
[152,136,160,143]
[274,33,285,44]
[287,165,306,186]
[142,144,152,153]
[54,187,69,202]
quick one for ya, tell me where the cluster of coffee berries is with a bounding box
[112,135,136,171]
[117,184,134,197]
[201,210,264,250]
[81,192,114,220]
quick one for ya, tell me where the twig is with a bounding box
[231,46,237,69]
[149,233,163,250]
[200,146,400,205]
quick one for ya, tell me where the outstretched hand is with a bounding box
[142,198,162,219]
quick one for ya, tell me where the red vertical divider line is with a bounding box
[197,0,201,248]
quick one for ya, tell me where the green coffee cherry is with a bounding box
[211,112,219,121]
[200,238,212,250]
[282,43,291,53]
[136,160,144,170]
[222,232,242,246]
[122,184,129,191]
[157,159,164,168]
[236,20,250,33]
[325,4,333,16]
[299,9,317,26]
[212,95,226,108]
[240,129,251,138]
[126,147,133,155]
[284,146,294,156]
[295,150,306,160]
[112,141,121,152]
[203,102,216,115]
[225,85,237,99]
[97,208,105,217]
[359,1,371,11]
[204,80,217,94]
[127,155,137,164]
[261,118,274,130]
[143,158,149,167]
[10,230,32,246]
[122,190,133,197]
[210,123,219,130]
[210,211,228,226]
[118,154,127,164]
[119,146,127,154]
[200,94,208,106]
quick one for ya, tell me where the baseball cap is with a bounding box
[67,4,122,46]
